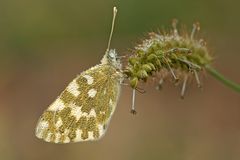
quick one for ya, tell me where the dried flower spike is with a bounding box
[125,20,212,98]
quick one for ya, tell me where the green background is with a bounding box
[0,0,240,160]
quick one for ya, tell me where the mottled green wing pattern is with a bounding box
[35,64,122,143]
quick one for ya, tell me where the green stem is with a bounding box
[205,65,240,93]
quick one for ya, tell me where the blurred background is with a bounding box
[0,0,240,160]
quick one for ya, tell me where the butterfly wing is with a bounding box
[35,64,122,143]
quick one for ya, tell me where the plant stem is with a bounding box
[205,65,240,93]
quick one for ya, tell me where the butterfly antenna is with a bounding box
[106,6,117,52]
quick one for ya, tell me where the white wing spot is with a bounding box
[109,99,113,106]
[88,131,94,140]
[100,111,105,114]
[70,104,87,120]
[36,121,49,138]
[88,89,97,98]
[67,79,80,96]
[55,118,63,129]
[63,129,70,142]
[64,137,70,143]
[75,129,82,141]
[48,98,65,111]
[45,132,52,142]
[64,129,70,134]
[55,132,61,143]
[89,109,97,117]
[98,124,104,136]
[83,75,94,85]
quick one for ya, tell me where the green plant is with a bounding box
[124,20,240,101]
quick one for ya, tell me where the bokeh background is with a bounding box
[1,0,240,160]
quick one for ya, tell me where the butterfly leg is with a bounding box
[130,89,137,115]
[181,74,188,99]
[193,70,202,88]
[156,78,164,91]
[164,57,179,82]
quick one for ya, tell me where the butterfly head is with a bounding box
[101,49,122,69]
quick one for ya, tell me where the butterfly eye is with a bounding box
[107,50,118,61]
[110,53,115,58]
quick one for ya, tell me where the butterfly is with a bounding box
[35,7,125,143]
